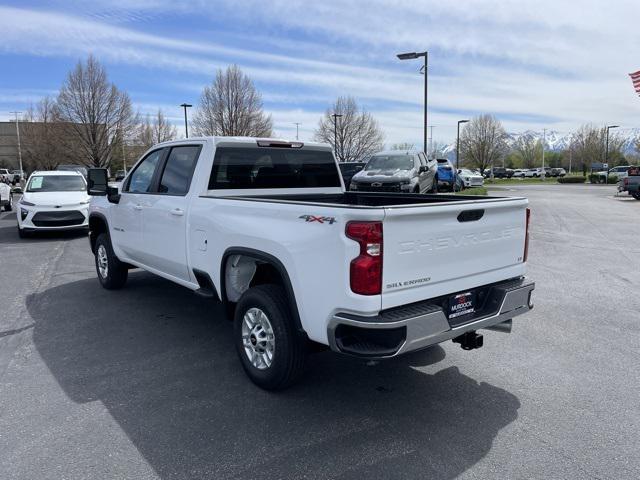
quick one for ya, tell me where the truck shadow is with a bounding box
[28,272,520,480]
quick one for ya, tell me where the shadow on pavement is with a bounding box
[28,272,520,480]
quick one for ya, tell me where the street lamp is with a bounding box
[331,113,343,161]
[456,120,469,171]
[180,103,192,138]
[397,51,428,154]
[294,122,301,141]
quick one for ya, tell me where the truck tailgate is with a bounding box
[381,198,528,310]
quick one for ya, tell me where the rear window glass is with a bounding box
[159,146,201,195]
[209,147,341,189]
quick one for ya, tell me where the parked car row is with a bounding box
[510,167,566,178]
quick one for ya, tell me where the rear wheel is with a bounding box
[94,233,128,289]
[430,176,438,193]
[234,284,306,390]
[632,192,640,200]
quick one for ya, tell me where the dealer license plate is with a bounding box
[448,291,476,319]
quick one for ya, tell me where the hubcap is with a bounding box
[97,245,109,278]
[241,307,275,370]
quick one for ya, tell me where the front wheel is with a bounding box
[632,192,640,200]
[94,233,128,289]
[234,284,306,390]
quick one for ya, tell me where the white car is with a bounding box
[86,136,535,390]
[512,169,526,178]
[456,168,484,188]
[17,170,90,238]
[0,180,12,211]
[524,168,540,178]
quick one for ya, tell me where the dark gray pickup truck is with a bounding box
[619,166,640,199]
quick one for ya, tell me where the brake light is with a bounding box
[523,208,531,262]
[624,178,629,187]
[346,221,383,295]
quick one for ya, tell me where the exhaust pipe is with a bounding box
[484,319,512,334]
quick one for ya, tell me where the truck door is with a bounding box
[139,145,202,282]
[113,148,164,261]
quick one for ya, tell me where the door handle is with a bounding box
[133,204,143,211]
[170,208,184,216]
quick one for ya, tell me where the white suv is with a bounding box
[17,171,90,238]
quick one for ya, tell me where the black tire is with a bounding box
[234,284,306,390]
[94,233,128,289]
[413,185,420,194]
[17,225,30,238]
[6,195,13,212]
[632,192,640,200]
[430,176,438,194]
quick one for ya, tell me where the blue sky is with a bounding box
[1,0,639,146]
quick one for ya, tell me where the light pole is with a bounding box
[456,120,469,172]
[180,103,192,138]
[605,125,619,183]
[331,113,342,161]
[397,51,428,154]
[10,111,23,178]
[294,122,301,141]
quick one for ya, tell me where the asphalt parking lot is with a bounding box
[1,184,639,479]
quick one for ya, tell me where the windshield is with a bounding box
[459,169,475,175]
[365,155,414,171]
[27,175,86,192]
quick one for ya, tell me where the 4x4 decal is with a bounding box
[299,215,337,225]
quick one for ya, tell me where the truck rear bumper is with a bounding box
[328,278,534,358]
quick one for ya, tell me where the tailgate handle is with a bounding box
[457,209,484,222]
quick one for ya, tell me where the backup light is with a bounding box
[523,208,531,262]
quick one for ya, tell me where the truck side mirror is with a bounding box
[87,168,108,196]
[419,166,428,173]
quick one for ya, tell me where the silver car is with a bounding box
[349,150,439,193]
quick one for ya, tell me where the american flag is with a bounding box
[630,70,640,96]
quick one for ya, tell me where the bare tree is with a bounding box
[137,109,177,149]
[314,96,384,162]
[56,55,135,167]
[20,97,68,171]
[513,133,542,168]
[572,124,625,172]
[193,65,272,137]
[459,114,508,173]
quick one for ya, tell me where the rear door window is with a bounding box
[158,146,201,195]
[209,147,341,189]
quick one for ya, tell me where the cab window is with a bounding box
[125,149,163,193]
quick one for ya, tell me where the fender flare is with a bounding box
[220,247,305,334]
[88,212,109,253]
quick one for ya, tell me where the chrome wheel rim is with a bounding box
[241,307,275,370]
[97,245,109,278]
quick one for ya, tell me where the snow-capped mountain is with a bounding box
[440,128,640,160]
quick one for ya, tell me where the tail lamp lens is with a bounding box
[346,221,383,295]
[523,208,531,262]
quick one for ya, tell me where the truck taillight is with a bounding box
[346,221,383,295]
[624,178,629,187]
[523,208,531,262]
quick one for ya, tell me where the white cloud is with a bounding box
[1,2,639,146]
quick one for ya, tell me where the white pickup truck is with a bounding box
[87,137,534,390]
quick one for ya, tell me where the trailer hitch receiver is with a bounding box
[452,331,484,350]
